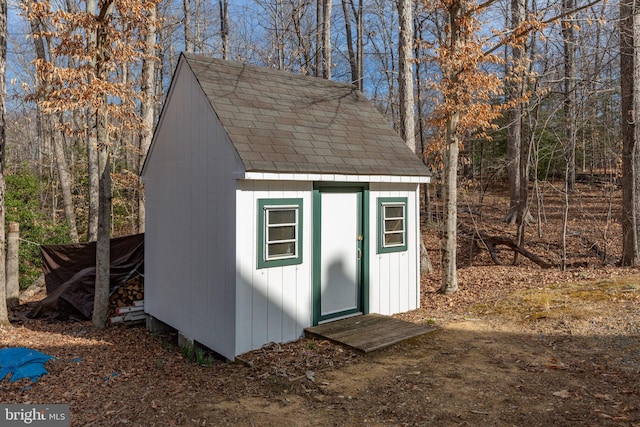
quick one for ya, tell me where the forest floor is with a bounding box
[2,182,640,426]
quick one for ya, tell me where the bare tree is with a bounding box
[220,0,229,60]
[438,0,465,294]
[340,0,364,89]
[419,0,542,293]
[87,0,99,242]
[26,1,79,243]
[322,0,332,79]
[253,0,316,72]
[505,0,526,225]
[184,0,193,53]
[92,0,116,329]
[29,0,158,327]
[139,3,157,233]
[0,0,8,326]
[562,0,577,192]
[355,0,363,90]
[342,0,358,85]
[397,0,416,154]
[368,0,399,121]
[316,0,322,76]
[620,0,640,266]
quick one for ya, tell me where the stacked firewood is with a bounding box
[109,275,145,324]
[110,275,144,309]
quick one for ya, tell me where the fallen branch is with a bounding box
[459,224,555,268]
[579,235,616,265]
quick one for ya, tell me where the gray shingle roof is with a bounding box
[183,53,429,177]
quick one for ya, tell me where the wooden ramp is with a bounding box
[304,313,436,353]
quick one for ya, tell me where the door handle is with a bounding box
[357,248,362,260]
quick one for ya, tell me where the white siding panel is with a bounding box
[378,254,391,314]
[368,183,421,316]
[267,267,284,343]
[398,251,409,312]
[235,188,255,353]
[144,62,242,360]
[389,253,402,313]
[235,180,313,356]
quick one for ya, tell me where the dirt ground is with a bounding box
[2,183,640,426]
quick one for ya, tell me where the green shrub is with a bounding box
[5,171,72,289]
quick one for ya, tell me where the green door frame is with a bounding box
[312,183,369,325]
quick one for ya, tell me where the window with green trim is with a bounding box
[257,198,303,268]
[377,197,407,253]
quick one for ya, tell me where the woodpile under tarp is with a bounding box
[27,234,144,321]
[110,275,144,309]
[109,275,145,324]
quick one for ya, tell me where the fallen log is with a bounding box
[459,224,555,268]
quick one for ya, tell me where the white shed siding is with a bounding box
[143,62,243,360]
[368,183,421,315]
[235,180,313,356]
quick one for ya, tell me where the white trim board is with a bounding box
[238,172,430,184]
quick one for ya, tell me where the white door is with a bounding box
[317,190,363,322]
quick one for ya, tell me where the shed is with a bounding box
[141,53,430,360]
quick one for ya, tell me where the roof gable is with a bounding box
[181,53,428,177]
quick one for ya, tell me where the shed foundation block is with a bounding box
[146,315,175,334]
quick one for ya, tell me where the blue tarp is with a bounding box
[0,347,54,383]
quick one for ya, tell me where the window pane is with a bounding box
[258,198,303,268]
[385,206,404,218]
[385,233,404,246]
[269,209,295,225]
[268,242,296,258]
[384,219,403,232]
[378,198,407,253]
[268,226,295,241]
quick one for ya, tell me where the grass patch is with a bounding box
[469,275,640,322]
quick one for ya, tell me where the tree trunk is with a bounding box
[183,0,193,53]
[6,223,19,308]
[87,129,99,241]
[86,0,99,242]
[414,1,431,223]
[414,0,426,160]
[92,2,115,329]
[342,0,358,86]
[322,0,332,79]
[441,111,460,294]
[397,0,416,154]
[562,0,577,192]
[315,0,322,77]
[138,3,157,233]
[274,0,284,70]
[93,114,111,329]
[220,0,229,60]
[355,0,363,91]
[505,0,525,224]
[0,0,8,326]
[439,0,464,294]
[193,0,201,52]
[561,168,569,270]
[51,124,79,242]
[621,0,640,266]
[421,238,433,274]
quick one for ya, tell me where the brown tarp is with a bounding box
[27,234,144,320]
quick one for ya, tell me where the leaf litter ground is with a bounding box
[2,183,640,426]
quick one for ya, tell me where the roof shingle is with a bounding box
[183,53,428,177]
